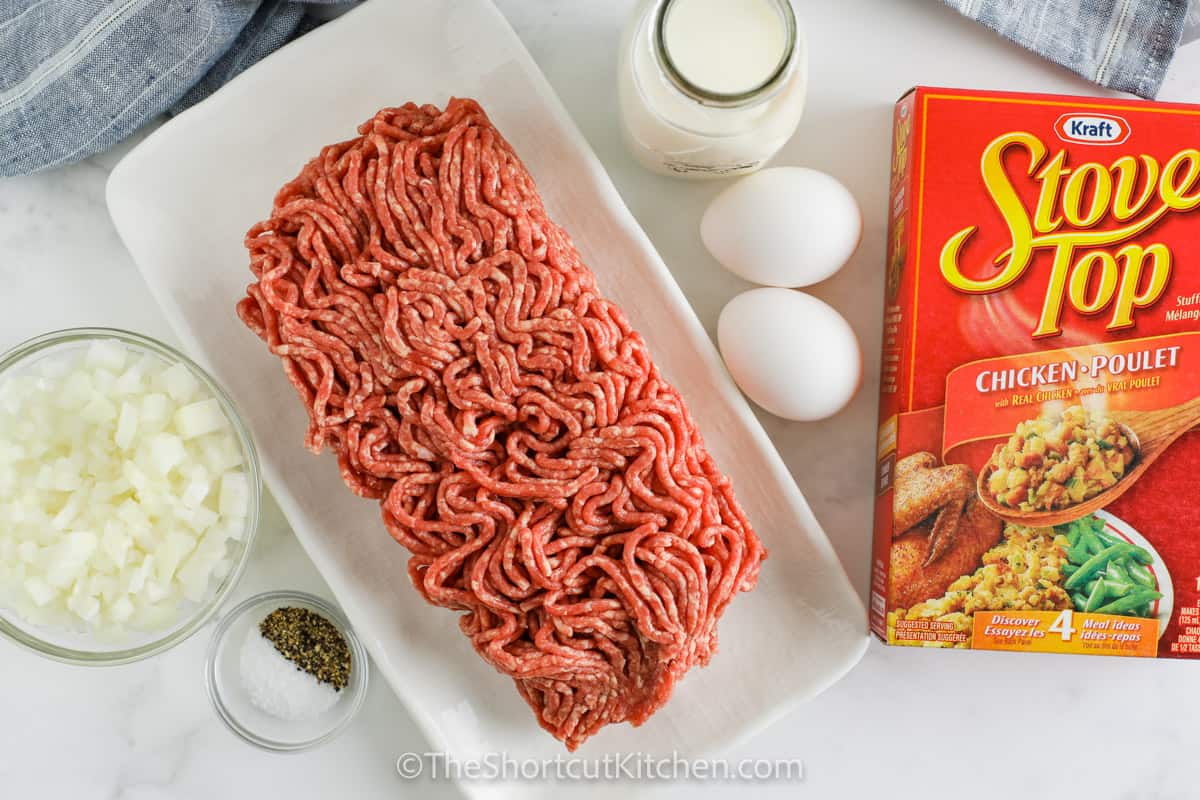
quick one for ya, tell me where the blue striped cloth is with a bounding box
[0,0,342,177]
[943,0,1189,98]
[0,1,1192,177]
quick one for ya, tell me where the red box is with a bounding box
[872,86,1200,658]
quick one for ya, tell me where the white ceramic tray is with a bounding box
[107,0,866,793]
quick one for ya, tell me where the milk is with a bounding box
[618,0,807,179]
[663,0,789,96]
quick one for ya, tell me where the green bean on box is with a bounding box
[1054,516,1161,618]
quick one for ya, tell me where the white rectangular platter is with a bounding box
[106,0,867,795]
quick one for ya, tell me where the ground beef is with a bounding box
[236,98,765,750]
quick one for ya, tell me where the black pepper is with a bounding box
[259,606,352,691]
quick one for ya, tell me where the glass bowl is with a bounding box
[205,591,369,752]
[0,327,262,665]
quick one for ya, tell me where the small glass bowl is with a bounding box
[205,591,369,753]
[0,328,262,665]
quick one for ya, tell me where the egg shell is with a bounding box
[717,288,861,421]
[701,167,862,288]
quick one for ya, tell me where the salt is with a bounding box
[239,626,340,721]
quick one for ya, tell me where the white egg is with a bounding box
[701,167,862,287]
[717,288,861,421]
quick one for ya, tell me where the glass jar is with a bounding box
[618,0,808,179]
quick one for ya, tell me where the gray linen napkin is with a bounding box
[0,0,350,177]
[943,0,1190,98]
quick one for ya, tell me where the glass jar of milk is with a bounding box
[618,0,807,179]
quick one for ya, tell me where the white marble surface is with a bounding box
[2,1,1199,798]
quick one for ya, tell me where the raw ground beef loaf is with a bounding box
[237,98,765,749]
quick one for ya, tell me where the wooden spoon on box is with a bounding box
[977,396,1200,527]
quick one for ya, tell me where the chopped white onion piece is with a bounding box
[174,399,226,440]
[140,393,171,434]
[113,363,145,396]
[147,433,186,476]
[218,472,249,519]
[115,402,139,451]
[24,576,57,607]
[109,595,134,623]
[85,340,127,373]
[161,363,199,404]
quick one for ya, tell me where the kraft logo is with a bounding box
[1054,113,1130,145]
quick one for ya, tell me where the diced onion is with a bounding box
[0,340,250,636]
